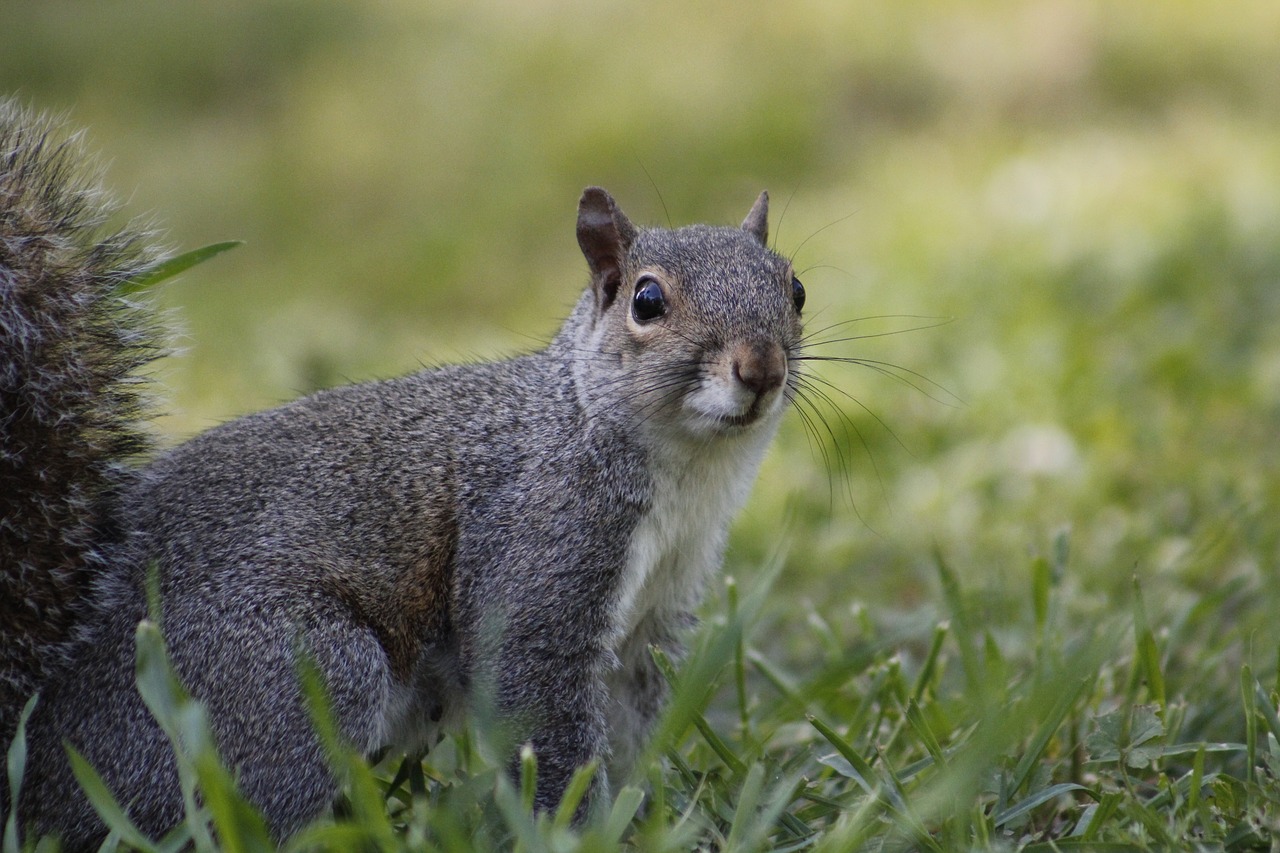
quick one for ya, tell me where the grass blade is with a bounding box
[3,696,37,853]
[1009,676,1090,795]
[1132,576,1166,709]
[551,759,596,828]
[910,622,949,704]
[993,783,1094,828]
[117,241,242,294]
[65,745,160,853]
[1241,665,1258,785]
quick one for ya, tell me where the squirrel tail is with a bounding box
[0,98,166,742]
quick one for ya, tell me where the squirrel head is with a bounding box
[571,187,804,440]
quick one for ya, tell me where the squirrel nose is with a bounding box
[731,341,787,397]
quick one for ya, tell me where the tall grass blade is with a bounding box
[117,241,242,294]
[65,744,160,853]
[1132,576,1166,709]
[3,696,36,853]
[1241,665,1258,786]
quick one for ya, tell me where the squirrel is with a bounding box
[0,99,807,848]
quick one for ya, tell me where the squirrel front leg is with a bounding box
[459,527,633,815]
[603,611,687,788]
[457,441,647,813]
[494,632,613,813]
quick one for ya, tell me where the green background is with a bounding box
[5,0,1279,676]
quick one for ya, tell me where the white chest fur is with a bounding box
[610,427,776,645]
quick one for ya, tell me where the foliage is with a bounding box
[11,554,1280,851]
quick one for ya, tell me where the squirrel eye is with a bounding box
[791,276,806,313]
[631,277,667,323]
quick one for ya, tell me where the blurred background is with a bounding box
[4,1,1279,660]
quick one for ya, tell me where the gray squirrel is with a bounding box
[0,99,807,848]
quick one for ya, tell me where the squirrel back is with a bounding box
[0,99,164,744]
[1,101,806,848]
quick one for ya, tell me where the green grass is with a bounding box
[9,551,1278,850]
[4,0,1280,849]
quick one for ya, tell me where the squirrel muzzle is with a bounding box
[731,339,787,399]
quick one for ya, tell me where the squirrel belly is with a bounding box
[1,102,806,847]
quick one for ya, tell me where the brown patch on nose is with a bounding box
[731,341,787,397]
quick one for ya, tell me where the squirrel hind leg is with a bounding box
[163,591,398,837]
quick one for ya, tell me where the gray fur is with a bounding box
[0,99,162,747]
[2,103,804,850]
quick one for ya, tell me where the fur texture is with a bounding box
[1,103,804,849]
[0,99,162,747]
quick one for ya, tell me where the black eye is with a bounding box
[632,277,667,323]
[791,276,806,313]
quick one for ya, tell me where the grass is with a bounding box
[9,546,1278,850]
[4,0,1280,849]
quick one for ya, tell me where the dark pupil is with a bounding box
[632,279,666,322]
[792,276,806,313]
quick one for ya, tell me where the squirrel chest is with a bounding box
[609,428,776,646]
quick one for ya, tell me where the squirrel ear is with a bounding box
[577,187,638,309]
[741,190,769,246]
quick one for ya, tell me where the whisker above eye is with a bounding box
[787,209,862,261]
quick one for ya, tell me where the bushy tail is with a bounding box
[0,99,166,742]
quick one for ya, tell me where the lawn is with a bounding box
[4,1,1280,849]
